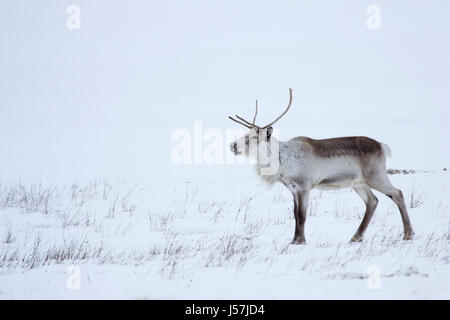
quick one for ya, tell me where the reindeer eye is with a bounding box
[245,136,250,145]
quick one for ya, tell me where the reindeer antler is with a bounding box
[228,98,261,129]
[252,99,258,127]
[228,88,293,129]
[228,116,253,129]
[260,88,292,129]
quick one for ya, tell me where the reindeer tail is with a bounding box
[381,143,392,158]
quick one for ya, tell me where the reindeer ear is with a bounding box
[266,127,273,139]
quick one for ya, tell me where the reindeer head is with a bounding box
[229,88,292,158]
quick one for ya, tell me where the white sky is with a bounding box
[0,0,449,183]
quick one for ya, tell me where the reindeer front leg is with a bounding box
[292,189,310,245]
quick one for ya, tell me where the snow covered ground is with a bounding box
[0,169,448,299]
[2,0,450,301]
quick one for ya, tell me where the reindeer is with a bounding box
[229,88,414,244]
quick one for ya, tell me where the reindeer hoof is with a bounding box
[403,229,415,240]
[291,239,306,245]
[350,235,363,243]
[403,233,414,240]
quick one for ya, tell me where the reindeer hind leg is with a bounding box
[367,173,414,240]
[351,184,378,242]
